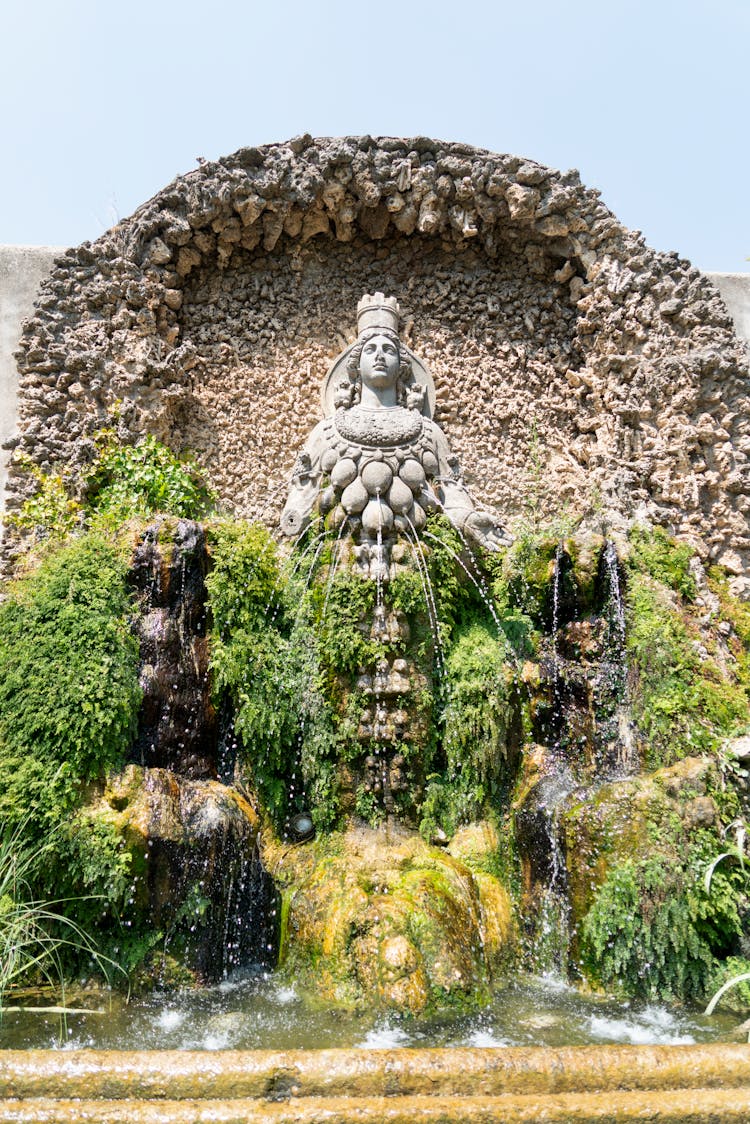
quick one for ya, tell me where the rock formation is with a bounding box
[5,137,749,588]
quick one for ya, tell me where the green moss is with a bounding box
[497,532,558,629]
[628,525,697,600]
[707,566,750,699]
[564,534,606,616]
[626,573,748,767]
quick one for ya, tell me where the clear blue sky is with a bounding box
[2,0,747,272]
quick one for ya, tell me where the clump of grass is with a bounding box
[0,825,119,1010]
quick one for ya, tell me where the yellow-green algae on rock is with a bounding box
[262,820,514,1014]
[561,755,719,928]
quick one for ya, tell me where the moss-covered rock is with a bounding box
[82,764,270,983]
[557,755,746,1000]
[560,756,719,934]
[262,821,515,1014]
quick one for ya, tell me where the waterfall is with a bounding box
[598,540,637,776]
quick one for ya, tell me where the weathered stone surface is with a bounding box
[3,1044,750,1123]
[83,764,271,982]
[262,821,514,1014]
[3,138,749,583]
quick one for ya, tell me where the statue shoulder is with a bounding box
[298,417,335,462]
[422,416,452,459]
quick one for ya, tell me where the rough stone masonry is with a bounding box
[4,137,749,586]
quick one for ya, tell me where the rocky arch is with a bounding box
[6,136,749,579]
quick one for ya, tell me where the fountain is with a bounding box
[1,137,750,1119]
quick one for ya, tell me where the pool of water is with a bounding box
[0,972,739,1051]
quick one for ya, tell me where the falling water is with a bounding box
[320,515,350,620]
[550,541,563,696]
[423,530,506,641]
[375,491,385,612]
[600,540,636,775]
[524,768,575,979]
[404,514,445,673]
[603,540,626,649]
[221,841,279,977]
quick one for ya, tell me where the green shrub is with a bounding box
[706,956,750,1014]
[311,570,380,676]
[420,515,479,646]
[0,536,142,978]
[581,846,741,1001]
[85,431,214,521]
[707,567,750,700]
[206,522,330,827]
[7,434,214,543]
[0,535,141,812]
[421,620,516,838]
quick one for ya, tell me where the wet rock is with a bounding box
[262,822,514,1014]
[83,764,276,982]
[129,518,217,778]
[683,795,716,829]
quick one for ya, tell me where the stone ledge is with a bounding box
[2,1044,749,1099]
[2,1088,750,1122]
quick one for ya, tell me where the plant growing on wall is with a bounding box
[6,430,215,544]
[626,528,750,768]
[0,535,142,976]
[85,430,214,521]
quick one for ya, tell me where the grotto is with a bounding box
[1,136,750,1120]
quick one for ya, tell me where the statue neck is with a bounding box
[359,384,399,409]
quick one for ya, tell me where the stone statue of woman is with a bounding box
[280,293,510,572]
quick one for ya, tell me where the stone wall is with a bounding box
[0,245,64,501]
[2,138,749,581]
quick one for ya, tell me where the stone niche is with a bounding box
[6,136,750,582]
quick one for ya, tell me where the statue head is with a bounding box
[340,293,419,408]
[343,330,414,406]
[324,292,433,415]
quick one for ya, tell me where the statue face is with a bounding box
[359,334,400,391]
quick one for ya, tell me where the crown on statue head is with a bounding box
[356,292,401,337]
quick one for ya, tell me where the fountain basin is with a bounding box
[1,1044,749,1122]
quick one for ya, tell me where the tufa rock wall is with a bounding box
[4,137,750,580]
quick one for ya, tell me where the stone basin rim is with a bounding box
[3,1043,750,1100]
